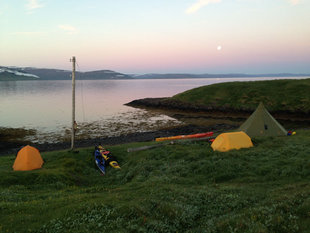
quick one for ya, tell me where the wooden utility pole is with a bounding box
[71,56,76,150]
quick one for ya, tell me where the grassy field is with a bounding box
[172,78,310,113]
[1,129,310,232]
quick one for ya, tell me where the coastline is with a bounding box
[0,124,237,156]
[2,91,310,156]
[2,99,310,156]
[126,97,310,121]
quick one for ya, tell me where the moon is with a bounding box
[217,45,222,51]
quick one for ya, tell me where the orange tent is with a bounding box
[211,131,253,152]
[13,145,44,171]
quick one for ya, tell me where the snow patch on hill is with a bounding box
[0,67,39,79]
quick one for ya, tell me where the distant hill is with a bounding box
[0,67,39,81]
[1,66,309,81]
[23,68,133,80]
[135,73,310,79]
[171,78,310,114]
[0,66,133,81]
[127,78,310,117]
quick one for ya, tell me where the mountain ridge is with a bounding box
[1,66,309,81]
[0,66,133,81]
[134,73,310,79]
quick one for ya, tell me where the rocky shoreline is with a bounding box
[0,124,237,156]
[126,97,310,120]
[2,97,309,156]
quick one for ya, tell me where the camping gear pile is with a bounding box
[94,145,120,175]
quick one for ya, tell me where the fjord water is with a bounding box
[0,77,307,143]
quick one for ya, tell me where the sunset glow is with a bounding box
[0,0,309,74]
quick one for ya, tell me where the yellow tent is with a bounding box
[13,145,44,171]
[211,131,253,152]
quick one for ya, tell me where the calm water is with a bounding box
[0,77,307,142]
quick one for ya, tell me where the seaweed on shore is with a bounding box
[0,127,36,155]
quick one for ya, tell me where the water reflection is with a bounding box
[0,77,308,143]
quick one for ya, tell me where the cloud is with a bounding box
[58,25,78,34]
[26,0,44,11]
[288,0,300,5]
[186,0,222,14]
[185,0,300,14]
[11,31,46,36]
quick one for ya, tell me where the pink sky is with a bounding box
[1,0,309,74]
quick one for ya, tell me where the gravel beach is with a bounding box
[0,123,237,156]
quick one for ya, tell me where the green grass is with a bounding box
[172,78,310,113]
[1,131,310,232]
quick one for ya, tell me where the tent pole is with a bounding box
[71,56,76,150]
